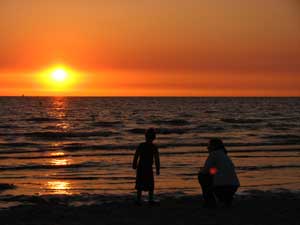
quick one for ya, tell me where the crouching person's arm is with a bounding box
[199,154,215,175]
[198,154,216,187]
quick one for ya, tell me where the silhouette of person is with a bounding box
[132,128,160,205]
[198,138,240,208]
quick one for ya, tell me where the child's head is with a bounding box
[208,138,225,152]
[145,128,156,142]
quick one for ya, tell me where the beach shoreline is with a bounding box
[0,190,299,225]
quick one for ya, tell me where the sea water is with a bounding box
[0,97,299,197]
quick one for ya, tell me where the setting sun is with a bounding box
[37,64,80,94]
[52,69,68,82]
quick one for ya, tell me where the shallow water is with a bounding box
[0,97,299,196]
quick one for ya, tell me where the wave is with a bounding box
[0,161,107,171]
[204,110,218,114]
[127,128,188,135]
[263,135,300,140]
[92,121,122,127]
[195,125,225,132]
[180,165,300,177]
[232,155,299,158]
[236,165,300,171]
[221,118,264,124]
[1,150,299,161]
[266,122,295,128]
[0,142,41,148]
[57,142,300,152]
[126,124,268,135]
[0,176,26,179]
[1,140,299,156]
[230,124,261,130]
[0,183,16,191]
[18,131,119,140]
[50,176,100,180]
[0,125,19,129]
[26,117,61,122]
[34,174,134,181]
[159,142,300,149]
[241,182,300,189]
[126,128,145,134]
[62,143,136,151]
[158,128,187,134]
[0,149,47,155]
[178,113,194,117]
[152,119,190,126]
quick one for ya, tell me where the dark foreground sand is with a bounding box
[0,190,299,225]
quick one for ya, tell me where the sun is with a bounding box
[52,68,68,82]
[38,64,79,93]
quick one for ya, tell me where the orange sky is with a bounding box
[0,0,299,96]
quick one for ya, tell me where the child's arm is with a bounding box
[154,148,160,175]
[132,147,140,170]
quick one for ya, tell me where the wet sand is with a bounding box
[0,190,299,225]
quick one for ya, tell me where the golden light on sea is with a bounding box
[51,152,65,157]
[50,152,72,166]
[51,159,70,166]
[47,181,72,195]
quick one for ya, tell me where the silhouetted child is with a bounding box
[198,138,240,208]
[132,128,160,205]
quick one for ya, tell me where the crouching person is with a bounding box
[198,138,240,208]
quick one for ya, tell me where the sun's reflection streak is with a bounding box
[42,99,74,195]
[51,152,65,157]
[44,151,73,195]
[56,122,70,130]
[52,97,67,110]
[46,181,72,195]
[49,152,72,166]
[49,97,70,124]
[51,159,70,166]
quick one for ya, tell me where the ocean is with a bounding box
[0,97,299,198]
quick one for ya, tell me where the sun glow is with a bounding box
[38,64,79,94]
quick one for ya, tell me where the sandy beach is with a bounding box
[0,190,299,225]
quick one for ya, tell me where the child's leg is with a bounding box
[148,190,154,202]
[137,190,142,202]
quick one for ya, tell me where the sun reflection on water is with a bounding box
[44,151,73,195]
[50,152,72,166]
[56,122,70,130]
[47,181,72,195]
[51,152,65,157]
[49,97,71,128]
[51,159,70,166]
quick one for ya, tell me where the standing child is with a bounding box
[132,128,160,205]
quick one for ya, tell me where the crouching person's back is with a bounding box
[198,138,240,208]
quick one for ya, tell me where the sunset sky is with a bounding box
[0,0,299,96]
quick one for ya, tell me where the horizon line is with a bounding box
[0,95,299,98]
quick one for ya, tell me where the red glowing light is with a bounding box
[209,167,218,175]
